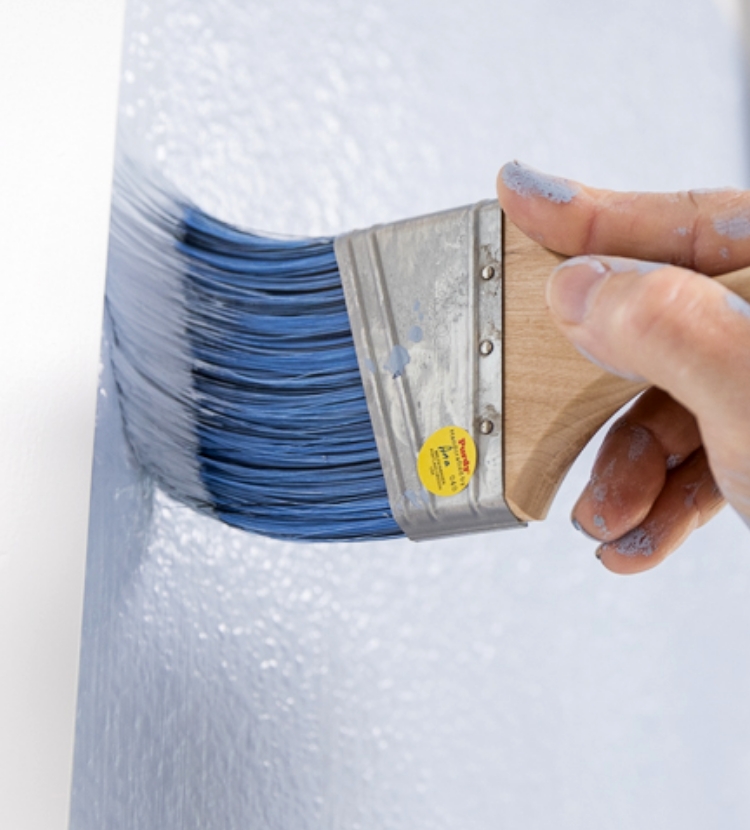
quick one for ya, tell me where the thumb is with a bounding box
[546,256,750,521]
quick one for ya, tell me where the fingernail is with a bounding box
[547,257,609,324]
[500,160,579,205]
[571,515,600,542]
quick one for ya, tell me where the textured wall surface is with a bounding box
[72,1,750,828]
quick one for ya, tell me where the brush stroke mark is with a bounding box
[501,160,579,204]
[714,214,750,240]
[383,345,410,379]
[726,291,750,319]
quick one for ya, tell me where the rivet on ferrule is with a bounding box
[481,264,495,280]
[480,419,494,435]
[479,339,494,356]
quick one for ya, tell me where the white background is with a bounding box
[0,3,124,829]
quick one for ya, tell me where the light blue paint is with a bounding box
[675,226,690,237]
[714,214,750,239]
[383,345,410,378]
[592,514,608,537]
[571,517,599,542]
[612,527,655,556]
[364,357,377,374]
[501,160,579,204]
[627,426,651,462]
[408,325,423,343]
[726,291,750,319]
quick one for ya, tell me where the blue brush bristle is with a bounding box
[107,166,403,542]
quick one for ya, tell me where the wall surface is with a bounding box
[70,1,750,829]
[0,3,125,830]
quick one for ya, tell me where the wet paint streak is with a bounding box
[501,160,579,204]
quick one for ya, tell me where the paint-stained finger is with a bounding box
[596,449,725,575]
[497,160,750,275]
[572,389,702,542]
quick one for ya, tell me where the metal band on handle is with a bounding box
[335,201,525,541]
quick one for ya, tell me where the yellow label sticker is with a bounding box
[417,426,477,497]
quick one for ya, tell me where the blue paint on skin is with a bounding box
[383,345,410,378]
[726,291,750,319]
[627,426,651,462]
[612,527,655,556]
[571,516,599,542]
[598,256,664,275]
[408,325,423,343]
[555,254,663,277]
[502,160,579,204]
[714,214,750,240]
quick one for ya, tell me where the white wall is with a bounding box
[0,3,125,830]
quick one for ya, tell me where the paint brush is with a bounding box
[107,160,750,542]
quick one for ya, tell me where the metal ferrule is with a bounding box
[335,201,525,541]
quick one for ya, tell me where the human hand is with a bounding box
[497,161,750,574]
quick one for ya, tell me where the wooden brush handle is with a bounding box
[503,220,750,523]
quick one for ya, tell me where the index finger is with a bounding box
[497,160,750,276]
